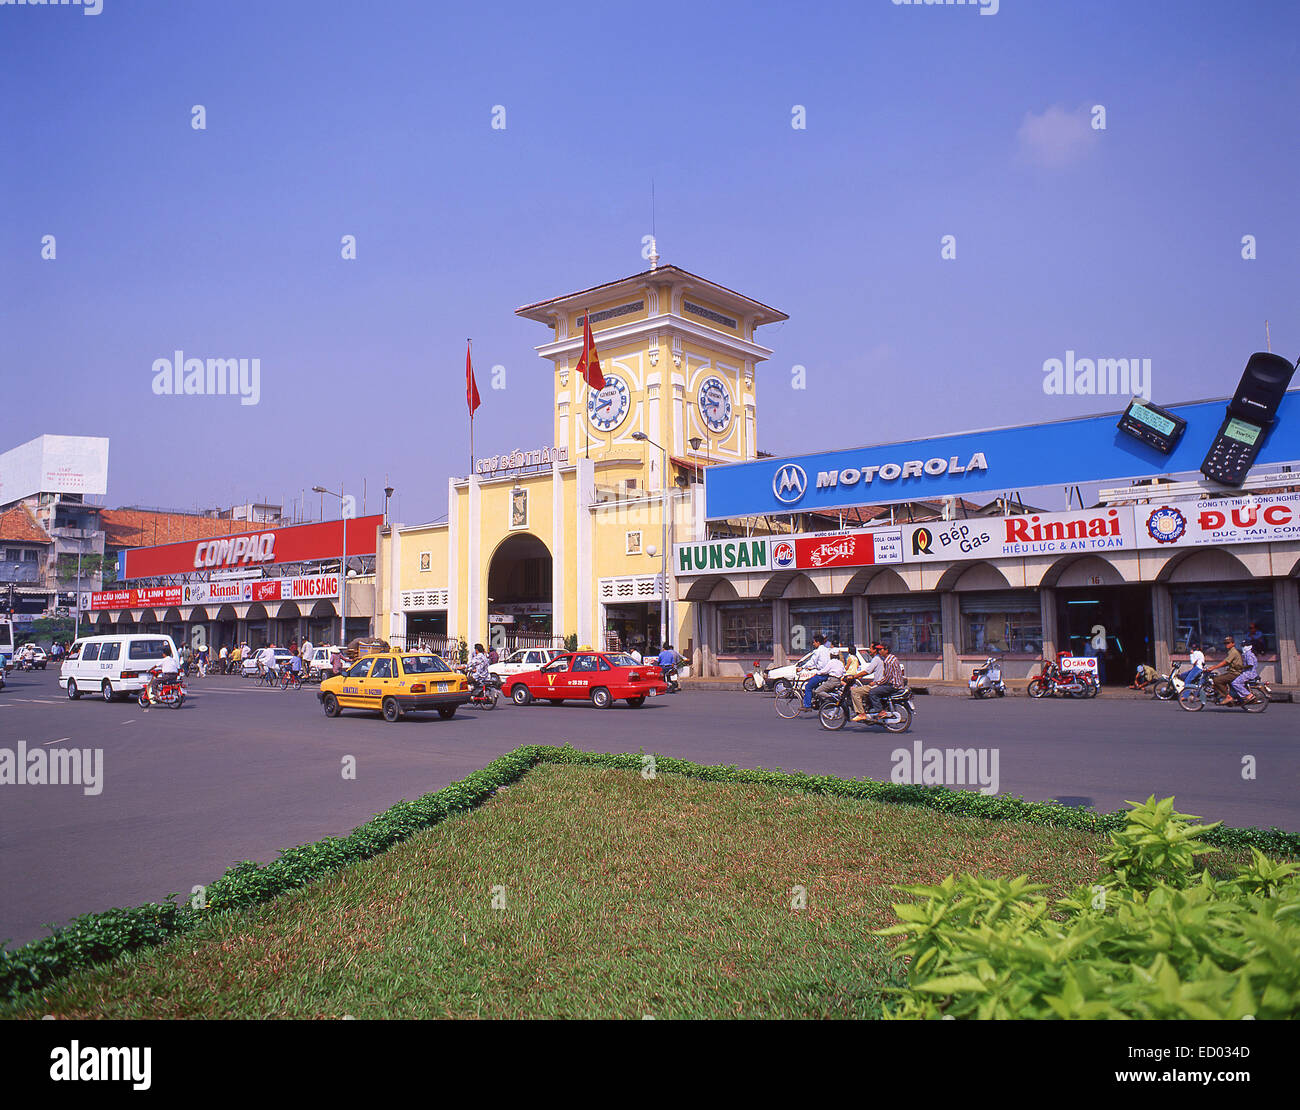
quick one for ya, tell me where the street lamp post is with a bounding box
[631,432,669,648]
[313,484,347,646]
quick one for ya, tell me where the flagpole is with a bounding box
[468,338,475,477]
[584,308,590,460]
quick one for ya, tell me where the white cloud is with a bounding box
[1016,104,1099,169]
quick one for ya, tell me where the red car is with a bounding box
[504,651,668,709]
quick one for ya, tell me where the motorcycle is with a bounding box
[139,667,187,709]
[816,679,914,733]
[1027,660,1098,699]
[1178,670,1270,713]
[661,663,681,694]
[467,674,501,709]
[1151,667,1196,701]
[741,660,768,692]
[968,656,1006,699]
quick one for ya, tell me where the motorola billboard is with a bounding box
[704,394,1300,520]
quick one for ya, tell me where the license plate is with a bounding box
[438,682,450,693]
[647,689,658,697]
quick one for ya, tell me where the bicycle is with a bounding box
[256,665,280,688]
[775,676,820,719]
[280,667,305,690]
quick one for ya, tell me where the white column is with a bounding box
[446,478,460,642]
[388,526,405,645]
[551,460,566,644]
[576,457,595,646]
[647,379,662,491]
[672,380,685,456]
[467,475,482,647]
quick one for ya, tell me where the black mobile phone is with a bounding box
[1200,352,1297,486]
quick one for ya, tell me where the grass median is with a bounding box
[5,762,1115,1019]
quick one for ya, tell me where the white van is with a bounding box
[61,634,179,702]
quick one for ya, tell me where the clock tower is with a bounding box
[516,261,787,489]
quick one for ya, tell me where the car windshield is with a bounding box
[401,655,451,674]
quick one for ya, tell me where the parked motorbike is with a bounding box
[1027,660,1098,699]
[968,656,1006,698]
[741,660,767,692]
[1178,670,1270,713]
[139,667,187,709]
[816,679,914,733]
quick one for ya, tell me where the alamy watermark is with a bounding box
[1042,350,1151,399]
[1,742,103,795]
[891,741,999,795]
[151,350,261,406]
[891,0,999,16]
[1,0,103,15]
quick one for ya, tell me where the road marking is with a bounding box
[42,737,72,746]
[120,719,135,725]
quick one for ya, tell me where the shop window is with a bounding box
[787,604,852,651]
[719,603,773,655]
[960,592,1043,655]
[870,598,941,655]
[1171,585,1274,653]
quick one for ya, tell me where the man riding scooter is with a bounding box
[148,644,181,705]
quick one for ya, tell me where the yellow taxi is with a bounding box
[318,651,470,723]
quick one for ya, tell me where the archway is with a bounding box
[1044,554,1147,684]
[486,533,553,645]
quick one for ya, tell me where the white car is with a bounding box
[61,634,180,701]
[488,647,565,678]
[305,646,339,680]
[242,647,293,678]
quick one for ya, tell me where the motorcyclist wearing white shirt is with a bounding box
[148,645,181,704]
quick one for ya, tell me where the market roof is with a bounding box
[101,508,256,549]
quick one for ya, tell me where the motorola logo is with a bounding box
[772,464,808,504]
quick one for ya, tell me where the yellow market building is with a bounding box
[374,262,788,664]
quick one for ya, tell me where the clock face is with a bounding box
[697,375,732,433]
[587,374,630,431]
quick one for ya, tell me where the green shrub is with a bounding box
[877,796,1300,1019]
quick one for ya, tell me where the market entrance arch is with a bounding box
[486,533,553,644]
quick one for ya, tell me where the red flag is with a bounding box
[576,313,605,391]
[466,342,481,416]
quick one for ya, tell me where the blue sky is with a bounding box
[2,0,1298,525]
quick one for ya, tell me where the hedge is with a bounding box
[4,743,1298,1000]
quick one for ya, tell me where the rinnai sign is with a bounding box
[1136,492,1300,548]
[906,508,1133,560]
[120,516,381,579]
[674,495,1299,579]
